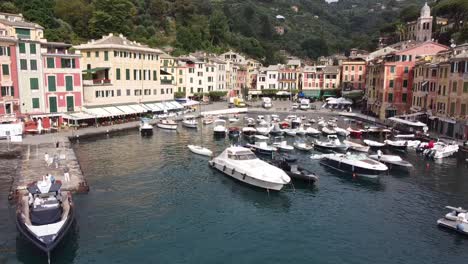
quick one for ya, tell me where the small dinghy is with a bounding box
[188,145,213,157]
[202,117,214,125]
[437,206,468,236]
[343,140,370,153]
[182,115,198,129]
[269,157,319,184]
[228,116,239,123]
[213,119,228,136]
[369,154,413,169]
[363,139,386,148]
[293,139,314,151]
[157,119,178,130]
[228,127,241,138]
[272,139,294,152]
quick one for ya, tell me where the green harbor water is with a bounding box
[1,116,468,263]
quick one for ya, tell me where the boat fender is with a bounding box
[242,173,247,180]
[223,165,226,171]
[232,168,236,174]
[456,223,466,232]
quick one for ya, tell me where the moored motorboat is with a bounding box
[269,157,319,183]
[270,123,284,136]
[157,119,178,130]
[202,116,214,125]
[256,115,265,123]
[369,154,413,169]
[182,115,198,129]
[424,142,459,159]
[437,206,468,236]
[334,127,350,137]
[320,153,388,180]
[322,126,337,135]
[16,178,75,259]
[347,127,363,137]
[296,125,307,136]
[139,118,153,136]
[293,139,314,151]
[256,121,272,136]
[242,127,256,138]
[384,140,408,151]
[228,127,241,138]
[305,127,321,137]
[272,137,294,152]
[213,119,228,136]
[246,135,277,155]
[209,146,291,191]
[343,140,370,153]
[284,129,297,137]
[314,135,349,153]
[188,145,213,157]
[363,139,386,148]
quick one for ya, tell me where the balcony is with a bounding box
[83,79,112,86]
[161,79,173,85]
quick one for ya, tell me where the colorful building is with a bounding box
[0,29,19,117]
[341,57,366,90]
[42,42,82,113]
[73,33,168,107]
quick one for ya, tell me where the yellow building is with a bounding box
[74,33,173,107]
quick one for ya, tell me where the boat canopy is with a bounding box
[388,117,427,127]
[27,182,62,195]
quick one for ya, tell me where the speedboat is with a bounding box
[272,137,294,152]
[202,116,214,125]
[343,140,370,153]
[182,115,198,129]
[314,135,349,153]
[424,142,459,159]
[16,178,74,259]
[213,119,228,136]
[293,139,313,151]
[394,134,415,139]
[284,129,297,137]
[296,125,307,136]
[271,114,280,122]
[437,206,468,236]
[384,140,408,151]
[246,135,277,155]
[291,117,302,129]
[228,127,241,138]
[322,127,337,135]
[269,156,319,183]
[209,146,291,191]
[305,127,321,137]
[317,120,327,127]
[188,145,213,157]
[320,153,388,180]
[228,116,239,123]
[369,154,413,170]
[334,127,350,137]
[157,119,178,130]
[139,118,153,136]
[310,153,342,160]
[256,121,272,136]
[363,139,386,148]
[270,123,284,136]
[256,115,265,123]
[347,127,363,138]
[246,118,256,127]
[242,127,256,138]
[308,118,316,124]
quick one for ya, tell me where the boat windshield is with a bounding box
[228,153,256,160]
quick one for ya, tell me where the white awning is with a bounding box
[162,102,175,110]
[102,106,125,116]
[141,104,154,111]
[388,117,427,127]
[171,101,184,109]
[128,104,148,113]
[182,100,199,107]
[63,112,96,120]
[116,105,139,115]
[84,107,111,118]
[155,103,166,111]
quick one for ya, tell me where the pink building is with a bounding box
[236,67,247,96]
[42,42,82,113]
[366,41,448,119]
[341,57,366,90]
[0,36,19,117]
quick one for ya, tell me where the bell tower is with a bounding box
[416,2,433,42]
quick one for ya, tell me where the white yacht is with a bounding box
[363,139,386,148]
[320,153,388,180]
[139,118,153,136]
[213,119,228,135]
[256,121,272,136]
[157,119,178,130]
[182,115,198,129]
[209,146,291,191]
[423,142,459,159]
[305,127,321,137]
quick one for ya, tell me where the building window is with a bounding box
[66,76,73,91]
[48,76,56,91]
[153,89,157,95]
[388,93,393,102]
[461,104,466,115]
[95,51,99,57]
[116,68,121,80]
[20,59,27,70]
[452,81,457,92]
[345,66,348,71]
[87,52,90,58]
[390,66,395,73]
[126,89,131,96]
[30,59,37,71]
[32,98,40,109]
[61,58,76,68]
[47,58,55,68]
[30,43,36,54]
[117,89,121,96]
[402,93,407,102]
[2,64,10,75]
[464,82,468,93]
[104,51,109,61]
[1,86,13,96]
[19,43,26,54]
[403,80,408,88]
[161,88,165,94]
[126,69,130,80]
[30,78,39,90]
[450,102,455,115]
[153,70,157,81]
[404,67,408,73]
[389,80,394,88]
[0,46,10,56]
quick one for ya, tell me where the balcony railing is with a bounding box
[161,79,173,85]
[83,79,111,86]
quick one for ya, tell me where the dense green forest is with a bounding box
[0,0,466,64]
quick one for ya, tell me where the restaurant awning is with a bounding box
[102,106,125,116]
[322,90,338,97]
[302,90,321,98]
[83,107,111,118]
[116,105,139,115]
[144,103,163,112]
[163,102,176,110]
[82,67,110,74]
[128,104,148,113]
[171,101,184,109]
[62,112,96,121]
[155,103,166,111]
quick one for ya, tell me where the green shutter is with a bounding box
[32,98,40,109]
[66,96,74,112]
[87,52,90,58]
[402,93,407,102]
[20,59,27,70]
[19,43,26,53]
[29,43,36,54]
[2,64,9,75]
[126,69,130,80]
[30,60,37,70]
[116,68,121,80]
[104,51,109,61]
[49,97,57,113]
[48,76,56,91]
[66,76,73,91]
[95,51,99,57]
[15,28,31,39]
[30,78,38,90]
[47,58,55,68]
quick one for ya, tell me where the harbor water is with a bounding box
[1,118,468,263]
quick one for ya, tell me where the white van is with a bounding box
[300,99,310,110]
